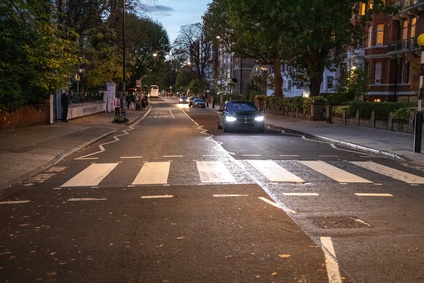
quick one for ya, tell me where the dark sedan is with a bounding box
[217,100,265,133]
[192,98,206,108]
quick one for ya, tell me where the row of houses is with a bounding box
[206,0,424,102]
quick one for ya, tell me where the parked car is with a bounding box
[179,96,188,103]
[192,98,206,108]
[217,100,265,133]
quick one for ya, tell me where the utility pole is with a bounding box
[122,0,126,93]
[413,33,424,153]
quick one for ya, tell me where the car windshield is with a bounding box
[226,102,257,111]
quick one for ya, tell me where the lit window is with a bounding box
[374,62,382,84]
[411,17,416,38]
[402,20,408,39]
[359,3,366,15]
[376,24,384,45]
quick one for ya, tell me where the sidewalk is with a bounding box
[0,109,145,191]
[0,99,423,191]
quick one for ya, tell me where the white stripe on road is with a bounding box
[320,237,342,283]
[351,161,424,184]
[355,193,393,197]
[132,162,171,185]
[248,160,305,183]
[141,195,174,199]
[0,200,31,205]
[300,161,372,183]
[61,163,118,187]
[196,161,236,183]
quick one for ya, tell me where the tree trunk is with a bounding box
[274,59,283,96]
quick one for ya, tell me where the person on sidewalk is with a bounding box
[114,94,121,117]
[61,92,69,122]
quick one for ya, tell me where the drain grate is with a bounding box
[311,216,372,229]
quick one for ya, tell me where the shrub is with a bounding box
[113,116,128,123]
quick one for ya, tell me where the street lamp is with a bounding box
[413,33,424,153]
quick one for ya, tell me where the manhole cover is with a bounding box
[311,216,372,229]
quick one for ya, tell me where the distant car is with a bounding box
[192,98,206,108]
[179,96,188,103]
[217,100,265,133]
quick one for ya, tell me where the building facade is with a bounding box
[355,0,424,102]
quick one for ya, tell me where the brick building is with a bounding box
[352,0,424,102]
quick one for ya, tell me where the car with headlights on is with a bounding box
[178,96,188,103]
[217,100,265,133]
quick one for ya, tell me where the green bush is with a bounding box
[113,116,128,123]
[392,107,414,123]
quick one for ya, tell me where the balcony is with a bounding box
[387,36,419,55]
[398,0,424,16]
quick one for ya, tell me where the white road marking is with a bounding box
[355,193,393,197]
[300,161,372,183]
[248,160,305,183]
[196,161,236,183]
[141,195,174,199]
[351,161,424,184]
[320,237,342,283]
[0,200,31,205]
[61,163,118,187]
[67,198,106,202]
[258,197,283,209]
[280,155,300,157]
[132,162,171,185]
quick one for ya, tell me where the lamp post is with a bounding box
[122,0,126,94]
[414,33,424,153]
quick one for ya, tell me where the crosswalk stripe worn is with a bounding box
[132,162,171,185]
[61,163,119,187]
[248,160,305,183]
[350,161,424,184]
[300,161,372,183]
[196,161,236,183]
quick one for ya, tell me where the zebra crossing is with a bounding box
[59,160,424,188]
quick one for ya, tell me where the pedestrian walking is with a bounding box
[114,94,121,117]
[61,92,69,122]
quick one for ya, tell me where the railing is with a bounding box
[387,36,419,53]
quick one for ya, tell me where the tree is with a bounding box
[203,0,286,96]
[172,23,214,94]
[0,0,79,111]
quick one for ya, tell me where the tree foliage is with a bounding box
[203,0,381,97]
[0,0,79,110]
[1,0,170,110]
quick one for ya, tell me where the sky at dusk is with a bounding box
[145,0,212,43]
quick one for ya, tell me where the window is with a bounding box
[288,81,292,91]
[402,20,408,40]
[359,3,366,15]
[411,17,416,38]
[367,26,373,47]
[374,62,382,84]
[376,24,384,45]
